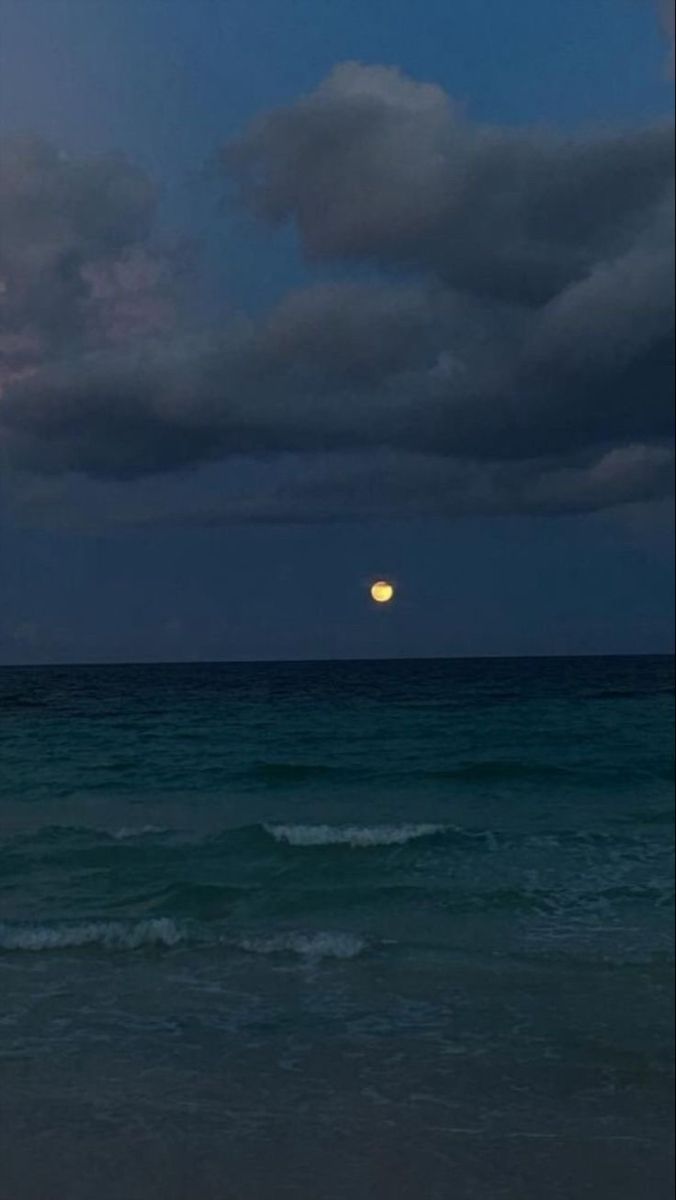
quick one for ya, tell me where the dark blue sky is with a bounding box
[0,0,673,662]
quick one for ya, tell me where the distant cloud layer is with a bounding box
[0,64,674,523]
[658,0,675,73]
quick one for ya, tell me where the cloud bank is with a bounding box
[657,0,675,73]
[0,64,673,523]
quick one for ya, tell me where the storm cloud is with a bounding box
[226,63,673,306]
[0,64,673,522]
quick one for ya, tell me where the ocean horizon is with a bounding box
[5,650,674,668]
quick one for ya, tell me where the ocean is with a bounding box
[0,655,673,1200]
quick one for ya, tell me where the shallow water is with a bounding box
[1,656,673,1199]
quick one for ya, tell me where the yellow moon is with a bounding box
[370,580,394,604]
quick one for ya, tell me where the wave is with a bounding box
[611,806,675,827]
[6,819,660,861]
[247,756,633,787]
[111,825,171,840]
[0,917,365,960]
[422,760,574,783]
[148,881,248,916]
[264,823,446,848]
[0,693,46,710]
[236,930,366,960]
[584,686,674,700]
[249,762,346,785]
[0,917,183,952]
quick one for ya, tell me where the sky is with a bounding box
[0,0,673,663]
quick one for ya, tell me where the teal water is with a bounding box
[0,656,674,1199]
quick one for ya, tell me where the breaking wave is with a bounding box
[0,918,184,952]
[111,825,170,840]
[236,930,367,959]
[264,823,446,848]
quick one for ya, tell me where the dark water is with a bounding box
[0,656,673,1199]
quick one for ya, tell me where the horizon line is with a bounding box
[1,650,674,670]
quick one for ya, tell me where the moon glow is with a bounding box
[370,580,395,604]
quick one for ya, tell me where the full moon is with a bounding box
[370,580,395,604]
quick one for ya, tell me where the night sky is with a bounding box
[0,0,673,663]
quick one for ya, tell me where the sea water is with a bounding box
[0,656,673,1199]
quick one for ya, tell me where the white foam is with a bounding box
[265,823,445,848]
[0,918,183,952]
[111,825,169,840]
[237,930,366,959]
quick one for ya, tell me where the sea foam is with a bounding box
[0,918,183,952]
[264,823,445,848]
[111,825,170,840]
[236,930,367,959]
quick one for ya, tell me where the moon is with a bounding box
[370,580,395,604]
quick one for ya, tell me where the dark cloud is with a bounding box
[226,63,673,305]
[0,135,187,388]
[657,0,675,74]
[115,445,672,528]
[0,137,164,347]
[4,271,671,480]
[9,446,672,534]
[0,64,674,523]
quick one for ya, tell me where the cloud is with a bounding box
[0,64,674,523]
[126,445,674,526]
[226,63,673,305]
[657,0,675,74]
[0,135,187,392]
[10,443,673,535]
